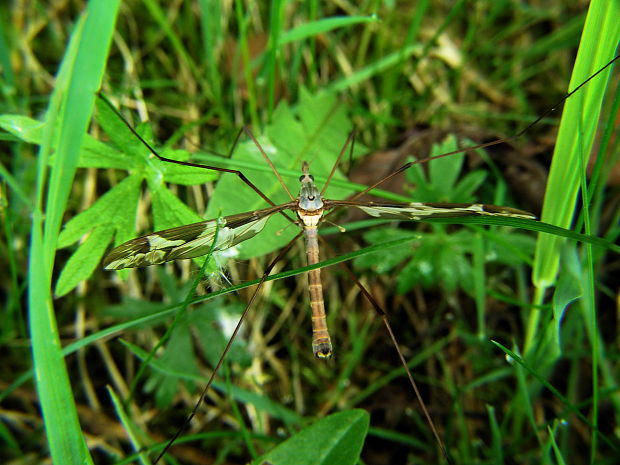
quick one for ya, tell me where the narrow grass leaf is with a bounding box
[551,248,583,352]
[107,387,152,465]
[547,424,568,465]
[0,114,45,144]
[28,2,119,464]
[123,340,302,424]
[533,0,620,288]
[280,15,379,44]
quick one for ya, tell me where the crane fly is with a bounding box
[98,52,619,464]
[103,159,535,359]
[100,101,535,465]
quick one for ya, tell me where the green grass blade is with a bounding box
[532,0,620,289]
[28,2,119,464]
[108,387,153,465]
[280,15,378,44]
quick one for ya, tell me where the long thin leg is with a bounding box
[97,92,296,221]
[153,231,303,464]
[319,236,453,464]
[341,258,453,464]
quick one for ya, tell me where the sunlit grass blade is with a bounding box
[27,2,119,464]
[532,0,620,291]
[526,7,620,459]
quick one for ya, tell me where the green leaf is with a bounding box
[406,135,490,203]
[28,2,119,464]
[484,231,536,267]
[55,224,116,296]
[161,148,219,185]
[58,173,142,247]
[0,114,45,144]
[0,113,145,171]
[124,336,301,425]
[354,228,419,272]
[552,247,583,350]
[150,183,203,231]
[79,135,137,170]
[254,410,369,465]
[107,387,151,464]
[95,95,152,159]
[428,135,464,196]
[452,170,488,201]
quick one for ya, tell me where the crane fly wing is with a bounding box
[103,203,294,270]
[325,200,536,221]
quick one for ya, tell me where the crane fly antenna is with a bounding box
[242,126,295,201]
[321,130,356,196]
[347,53,620,202]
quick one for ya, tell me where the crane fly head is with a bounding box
[298,161,324,212]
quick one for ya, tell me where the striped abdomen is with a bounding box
[303,225,332,359]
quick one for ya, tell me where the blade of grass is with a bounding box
[108,387,152,465]
[529,0,620,342]
[234,0,259,128]
[533,0,620,288]
[265,0,284,119]
[28,2,119,464]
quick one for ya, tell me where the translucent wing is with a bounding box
[103,203,294,270]
[325,200,536,220]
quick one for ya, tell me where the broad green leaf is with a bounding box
[190,301,251,368]
[58,173,142,247]
[150,183,203,232]
[406,135,491,204]
[452,170,488,202]
[354,228,420,272]
[95,96,152,158]
[56,224,116,297]
[552,247,583,350]
[428,135,464,196]
[160,148,219,185]
[254,409,369,465]
[0,113,143,171]
[79,135,137,169]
